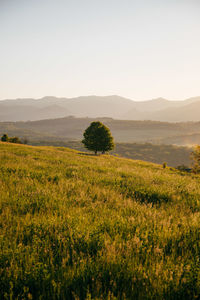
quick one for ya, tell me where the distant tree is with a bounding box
[82,121,114,155]
[1,134,9,142]
[191,145,200,173]
[1,134,21,144]
[21,138,28,144]
[176,165,191,173]
[9,137,21,144]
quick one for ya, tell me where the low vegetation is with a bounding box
[1,134,21,144]
[1,142,200,299]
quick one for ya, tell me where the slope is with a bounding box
[1,142,200,299]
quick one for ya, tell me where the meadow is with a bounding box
[27,140,192,168]
[1,142,200,299]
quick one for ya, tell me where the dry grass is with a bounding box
[1,142,200,299]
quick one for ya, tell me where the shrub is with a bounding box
[1,134,9,142]
[1,134,21,144]
[9,137,21,144]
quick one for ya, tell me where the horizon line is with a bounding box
[0,94,200,102]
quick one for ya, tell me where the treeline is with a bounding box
[0,134,25,144]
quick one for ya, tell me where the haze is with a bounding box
[0,0,200,101]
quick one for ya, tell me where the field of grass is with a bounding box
[29,140,192,168]
[1,142,200,299]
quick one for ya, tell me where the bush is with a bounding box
[9,137,21,144]
[1,134,9,142]
[176,165,191,172]
[1,134,21,144]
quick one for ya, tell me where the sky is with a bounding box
[0,0,200,101]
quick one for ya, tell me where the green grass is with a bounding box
[1,142,200,299]
[30,140,192,167]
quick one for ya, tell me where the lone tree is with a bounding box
[82,121,114,155]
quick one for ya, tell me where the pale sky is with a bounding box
[0,0,200,101]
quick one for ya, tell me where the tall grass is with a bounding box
[1,142,200,299]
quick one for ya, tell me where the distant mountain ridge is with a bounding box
[0,95,200,122]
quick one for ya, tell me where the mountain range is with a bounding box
[0,95,200,122]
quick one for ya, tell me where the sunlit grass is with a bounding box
[1,142,200,299]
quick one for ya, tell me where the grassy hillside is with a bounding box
[31,140,192,167]
[1,143,200,299]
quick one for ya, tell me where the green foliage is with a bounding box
[1,143,200,299]
[82,121,114,154]
[1,134,9,142]
[1,134,21,144]
[9,136,21,144]
[176,164,191,172]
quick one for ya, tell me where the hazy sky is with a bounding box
[0,0,200,101]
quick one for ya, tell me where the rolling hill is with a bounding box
[0,117,200,142]
[30,140,192,167]
[1,95,200,122]
[0,117,198,167]
[1,142,200,299]
[1,117,200,145]
[147,101,200,122]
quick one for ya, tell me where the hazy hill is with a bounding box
[1,95,200,122]
[148,101,200,122]
[123,97,200,121]
[1,117,200,145]
[0,95,134,121]
[158,133,200,146]
[0,116,194,166]
[1,142,200,299]
[123,98,180,119]
[0,103,69,121]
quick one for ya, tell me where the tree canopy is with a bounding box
[82,121,114,154]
